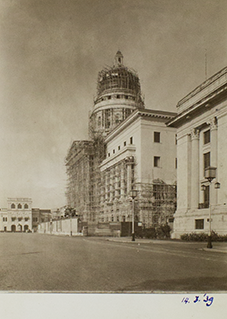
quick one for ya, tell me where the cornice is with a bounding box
[177,66,227,108]
[105,108,176,143]
[100,146,136,171]
[167,84,227,128]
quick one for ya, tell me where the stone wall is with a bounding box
[38,218,81,236]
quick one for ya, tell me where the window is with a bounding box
[115,113,121,124]
[154,132,160,143]
[11,203,15,209]
[154,156,161,167]
[18,217,23,221]
[204,152,210,173]
[204,130,210,144]
[3,217,7,222]
[118,146,120,150]
[25,217,29,221]
[33,217,38,222]
[105,109,111,128]
[11,217,16,221]
[117,216,119,222]
[195,219,204,229]
[204,185,209,208]
[130,137,133,144]
[175,134,177,145]
[111,215,114,222]
[18,203,22,209]
[117,95,120,99]
[124,141,126,146]
[24,204,28,209]
[175,158,177,169]
[125,109,131,117]
[113,149,115,154]
[108,153,110,157]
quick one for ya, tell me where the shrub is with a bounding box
[144,227,156,239]
[135,225,171,239]
[160,224,171,238]
[181,231,227,242]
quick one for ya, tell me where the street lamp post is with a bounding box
[130,189,137,241]
[203,166,220,249]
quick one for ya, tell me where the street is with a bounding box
[0,233,227,292]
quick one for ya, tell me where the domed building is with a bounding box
[89,51,144,136]
[65,52,177,236]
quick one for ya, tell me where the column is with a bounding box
[121,163,125,198]
[110,168,113,202]
[210,117,218,168]
[105,170,108,202]
[115,165,120,199]
[191,128,200,209]
[100,172,104,205]
[210,117,218,206]
[126,164,132,195]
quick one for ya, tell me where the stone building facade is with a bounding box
[0,198,32,232]
[99,108,177,227]
[168,66,227,238]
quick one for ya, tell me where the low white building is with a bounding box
[0,198,32,232]
[168,66,227,238]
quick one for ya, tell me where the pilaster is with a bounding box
[208,117,218,205]
[191,128,200,209]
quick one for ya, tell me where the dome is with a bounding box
[96,52,142,100]
[89,52,144,137]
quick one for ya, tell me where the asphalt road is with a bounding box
[0,233,227,292]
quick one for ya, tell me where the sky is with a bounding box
[0,0,227,209]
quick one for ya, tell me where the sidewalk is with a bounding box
[103,236,227,253]
[202,243,227,253]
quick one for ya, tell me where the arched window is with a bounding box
[11,203,15,209]
[18,203,22,209]
[24,204,28,209]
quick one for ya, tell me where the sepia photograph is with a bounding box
[0,0,227,318]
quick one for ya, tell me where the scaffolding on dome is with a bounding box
[96,65,144,106]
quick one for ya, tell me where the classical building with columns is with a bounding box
[168,66,227,238]
[65,51,177,228]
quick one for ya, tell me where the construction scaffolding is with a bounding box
[96,65,144,106]
[135,180,177,228]
[65,135,106,223]
[65,140,94,221]
[65,52,176,232]
[99,157,176,228]
[89,52,145,137]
